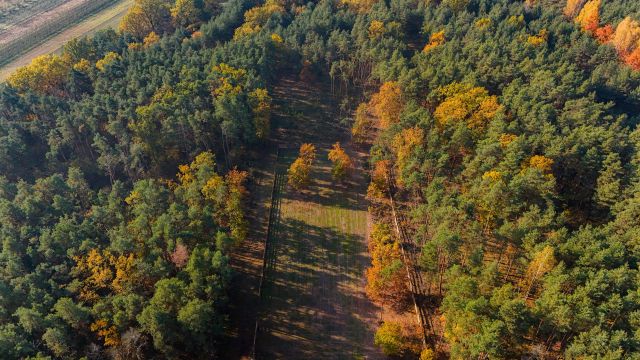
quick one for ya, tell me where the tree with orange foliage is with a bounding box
[624,47,640,70]
[288,143,316,190]
[365,223,410,308]
[367,160,391,202]
[224,168,249,241]
[594,24,614,43]
[423,30,445,53]
[328,142,353,181]
[91,319,121,347]
[370,82,404,129]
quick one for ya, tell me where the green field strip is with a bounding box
[257,149,371,359]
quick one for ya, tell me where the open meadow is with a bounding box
[241,78,383,359]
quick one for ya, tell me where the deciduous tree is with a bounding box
[328,142,353,181]
[288,144,316,189]
[370,82,404,129]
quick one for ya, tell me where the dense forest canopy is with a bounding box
[0,0,640,358]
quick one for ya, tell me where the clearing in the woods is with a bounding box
[223,77,383,359]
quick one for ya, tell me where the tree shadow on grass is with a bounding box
[258,218,380,359]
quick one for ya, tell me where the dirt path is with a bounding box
[246,76,382,359]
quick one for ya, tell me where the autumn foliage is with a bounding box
[367,160,391,202]
[391,127,424,185]
[7,54,69,96]
[365,223,410,308]
[328,142,353,181]
[288,143,316,190]
[521,246,556,299]
[566,0,640,71]
[233,0,284,39]
[433,83,501,132]
[249,88,272,140]
[73,249,136,302]
[370,82,404,129]
[423,30,445,53]
[575,0,600,32]
[352,102,374,143]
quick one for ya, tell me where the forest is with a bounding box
[0,0,640,358]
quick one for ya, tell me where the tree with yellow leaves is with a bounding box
[223,168,249,241]
[365,223,410,308]
[521,246,556,299]
[249,88,272,140]
[367,160,391,202]
[423,30,445,52]
[72,58,92,73]
[233,0,284,39]
[143,31,161,47]
[288,143,316,189]
[527,29,548,46]
[612,17,640,55]
[211,63,247,97]
[391,127,423,186]
[328,142,353,181]
[499,134,517,148]
[370,82,404,129]
[178,152,249,242]
[368,20,386,39]
[95,52,121,72]
[433,83,501,132]
[119,0,173,38]
[7,54,69,95]
[528,155,554,174]
[73,249,136,302]
[575,0,600,32]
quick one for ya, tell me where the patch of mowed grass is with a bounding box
[259,147,370,358]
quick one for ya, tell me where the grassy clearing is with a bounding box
[0,0,132,81]
[258,148,375,359]
[223,77,382,359]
